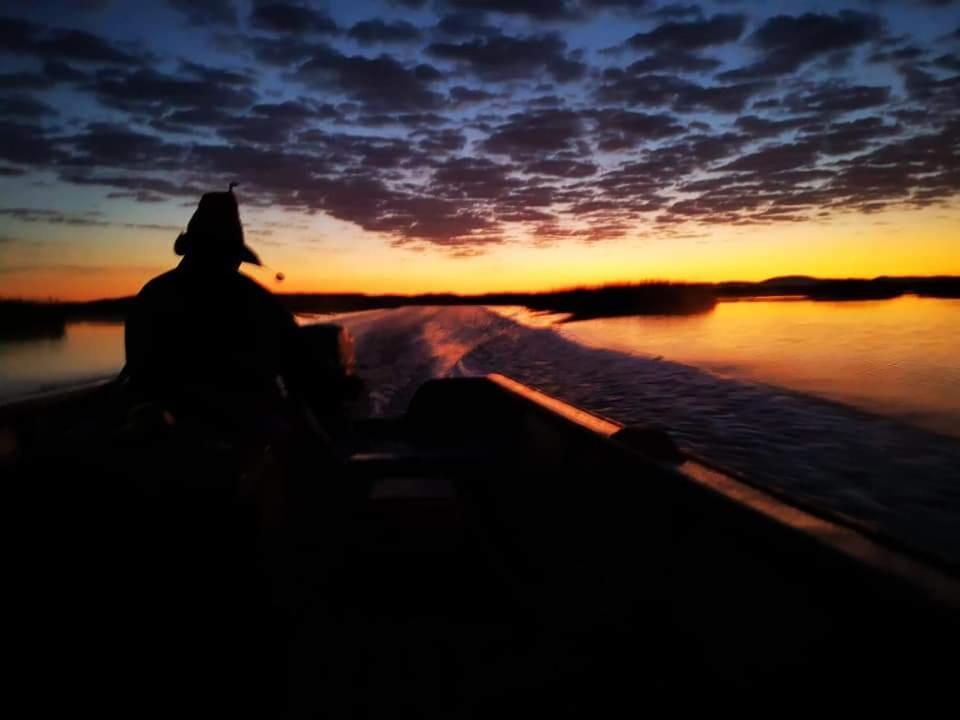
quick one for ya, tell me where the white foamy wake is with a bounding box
[338,305,960,564]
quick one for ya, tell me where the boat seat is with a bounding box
[368,476,457,499]
[345,446,498,480]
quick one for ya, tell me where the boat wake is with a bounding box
[338,305,960,564]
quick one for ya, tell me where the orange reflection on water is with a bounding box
[0,322,125,399]
[559,296,960,437]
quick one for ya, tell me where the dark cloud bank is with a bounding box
[0,0,957,252]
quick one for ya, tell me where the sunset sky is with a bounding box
[0,0,958,300]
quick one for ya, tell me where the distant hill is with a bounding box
[719,275,960,300]
[760,275,819,286]
[3,275,959,337]
[0,300,67,340]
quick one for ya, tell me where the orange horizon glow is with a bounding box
[2,203,958,301]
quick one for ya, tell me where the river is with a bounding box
[3,298,960,560]
[2,297,958,439]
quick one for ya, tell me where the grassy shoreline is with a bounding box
[0,301,67,340]
[2,275,958,338]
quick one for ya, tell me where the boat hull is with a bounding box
[4,372,958,714]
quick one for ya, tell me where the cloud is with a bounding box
[0,207,181,232]
[597,132,748,198]
[0,93,58,119]
[719,142,819,173]
[0,207,112,227]
[252,99,324,121]
[399,112,450,126]
[583,0,654,11]
[105,191,168,203]
[648,4,703,20]
[822,121,959,210]
[150,106,235,133]
[326,132,434,169]
[481,109,584,159]
[434,12,501,37]
[60,123,187,170]
[25,0,114,10]
[597,72,766,113]
[720,11,885,80]
[89,66,258,116]
[249,2,338,34]
[623,13,746,51]
[305,175,503,249]
[784,83,891,114]
[622,49,721,73]
[178,59,253,86]
[860,1,958,6]
[590,109,687,150]
[292,46,444,112]
[248,35,318,66]
[0,16,140,65]
[801,116,902,155]
[0,263,153,276]
[415,128,467,152]
[427,33,586,82]
[58,172,206,199]
[449,85,497,105]
[933,53,960,72]
[734,114,815,138]
[658,115,959,222]
[524,158,598,177]
[153,98,337,144]
[0,120,64,167]
[868,45,927,63]
[0,60,88,91]
[441,1,582,21]
[183,143,323,198]
[348,19,421,45]
[0,71,55,92]
[0,0,954,251]
[897,64,960,110]
[430,156,516,199]
[48,59,90,81]
[214,106,321,145]
[166,0,237,26]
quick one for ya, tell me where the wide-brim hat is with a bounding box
[174,188,261,266]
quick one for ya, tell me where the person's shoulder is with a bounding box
[127,269,182,325]
[236,271,291,307]
[235,271,284,303]
[235,271,271,293]
[137,268,180,297]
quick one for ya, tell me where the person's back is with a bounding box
[123,186,303,420]
[126,259,299,406]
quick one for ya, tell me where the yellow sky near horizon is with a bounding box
[1,202,958,301]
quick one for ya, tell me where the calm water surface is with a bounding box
[555,296,960,437]
[0,322,126,398]
[1,297,958,437]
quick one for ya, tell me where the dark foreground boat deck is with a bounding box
[4,373,959,716]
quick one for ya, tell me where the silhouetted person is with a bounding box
[123,185,335,541]
[125,185,303,420]
[123,187,351,629]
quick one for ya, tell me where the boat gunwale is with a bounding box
[485,372,960,609]
[4,371,959,610]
